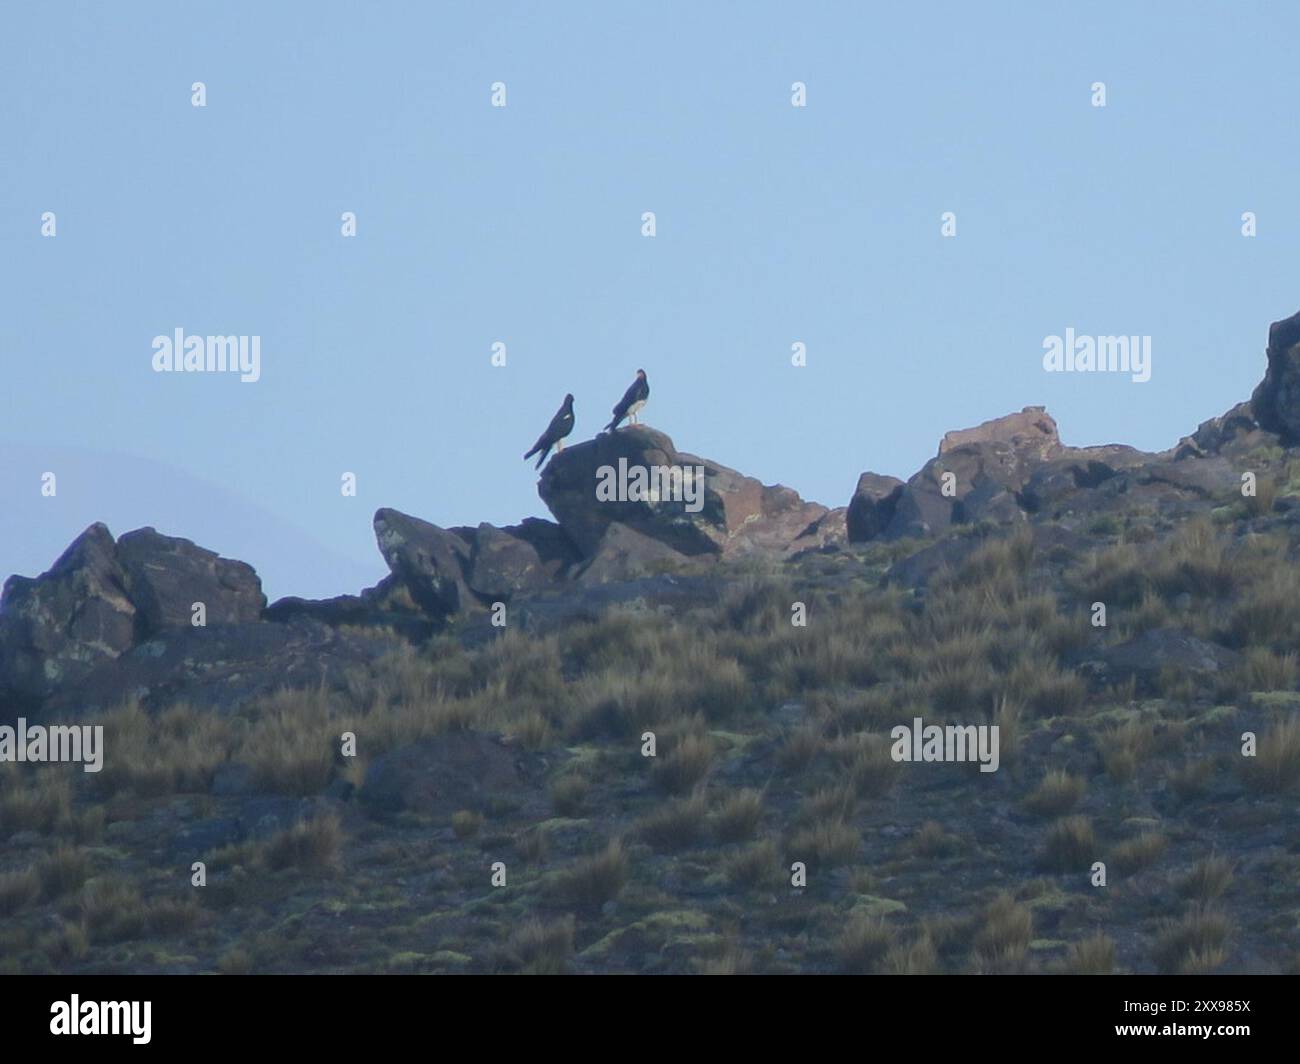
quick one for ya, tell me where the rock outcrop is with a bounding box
[849,304,1300,546]
[41,617,396,717]
[373,508,483,618]
[846,474,904,543]
[938,406,1062,461]
[117,526,265,633]
[0,523,137,707]
[7,309,1300,720]
[1,524,275,712]
[371,509,582,618]
[881,407,1063,540]
[1071,627,1243,693]
[575,522,698,586]
[537,425,837,558]
[358,733,539,818]
[1251,309,1300,442]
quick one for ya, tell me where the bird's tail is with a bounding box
[523,445,539,461]
[603,416,619,433]
[534,448,551,470]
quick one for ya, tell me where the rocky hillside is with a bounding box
[6,314,1298,720]
[2,312,1299,975]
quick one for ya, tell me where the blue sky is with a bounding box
[2,1,1297,600]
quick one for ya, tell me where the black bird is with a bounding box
[604,369,649,432]
[523,394,575,469]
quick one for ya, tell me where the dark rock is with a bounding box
[501,573,725,637]
[847,473,904,542]
[1178,401,1268,459]
[938,406,1062,461]
[880,408,1067,539]
[502,518,582,578]
[265,586,435,642]
[38,617,401,717]
[466,523,555,599]
[886,535,987,590]
[788,506,849,554]
[236,796,318,839]
[0,523,137,708]
[1251,310,1300,441]
[885,440,1039,538]
[538,425,832,559]
[575,523,694,586]
[373,508,483,618]
[1074,628,1242,691]
[886,523,1087,590]
[323,777,355,802]
[116,527,264,633]
[1020,449,1143,514]
[168,817,243,858]
[1136,456,1240,499]
[264,593,372,626]
[358,732,532,818]
[210,762,258,797]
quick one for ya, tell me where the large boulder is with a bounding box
[885,441,1037,538]
[264,577,437,642]
[373,508,482,617]
[1177,401,1269,460]
[39,616,401,717]
[372,511,578,617]
[1019,446,1145,516]
[0,523,137,708]
[1251,310,1300,442]
[847,474,904,543]
[358,733,538,819]
[538,425,832,559]
[938,406,1062,462]
[1072,628,1242,693]
[467,522,569,599]
[871,408,1064,540]
[575,522,694,586]
[500,518,582,580]
[116,526,264,633]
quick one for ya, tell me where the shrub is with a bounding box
[35,847,92,901]
[507,915,576,975]
[972,893,1033,974]
[1024,770,1085,817]
[550,774,590,817]
[1152,910,1231,974]
[652,734,716,795]
[1064,933,1115,974]
[1038,816,1096,873]
[551,840,628,907]
[1110,833,1168,875]
[788,819,860,868]
[724,839,781,890]
[712,789,764,843]
[1178,856,1233,902]
[1244,717,1300,793]
[636,792,708,852]
[836,916,896,973]
[262,815,343,873]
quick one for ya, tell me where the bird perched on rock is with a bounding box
[604,369,649,431]
[524,394,575,469]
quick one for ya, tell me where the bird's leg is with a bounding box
[556,439,564,452]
